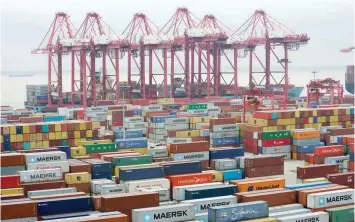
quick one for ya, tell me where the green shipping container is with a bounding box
[344,145,349,154]
[261,130,291,140]
[187,104,207,110]
[84,143,117,154]
[326,205,354,222]
[112,155,153,167]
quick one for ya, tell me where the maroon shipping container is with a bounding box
[210,118,236,131]
[1,200,37,220]
[67,183,91,194]
[19,116,43,123]
[22,180,66,197]
[0,153,25,166]
[68,159,92,174]
[6,114,29,121]
[153,157,173,162]
[0,194,25,200]
[243,156,284,168]
[244,125,263,133]
[326,172,355,188]
[244,165,284,178]
[241,190,296,207]
[168,141,209,153]
[329,128,354,136]
[17,148,60,154]
[235,188,285,202]
[297,164,339,179]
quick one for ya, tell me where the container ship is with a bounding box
[345,65,354,94]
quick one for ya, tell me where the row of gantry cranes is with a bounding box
[32,7,316,108]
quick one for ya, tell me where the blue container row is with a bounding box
[43,115,66,122]
[150,115,176,123]
[115,138,148,149]
[211,137,240,146]
[114,129,144,139]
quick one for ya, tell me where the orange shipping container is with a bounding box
[349,161,354,170]
[230,177,285,192]
[293,130,320,140]
[314,145,345,156]
[349,143,354,153]
[166,173,213,187]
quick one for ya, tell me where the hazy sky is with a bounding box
[1,0,354,73]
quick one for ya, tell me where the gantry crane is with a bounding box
[306,78,344,108]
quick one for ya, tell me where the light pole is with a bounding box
[121,82,131,139]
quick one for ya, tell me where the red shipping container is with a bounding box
[314,145,345,156]
[166,172,214,188]
[253,111,272,120]
[0,175,21,189]
[349,143,354,153]
[261,138,291,147]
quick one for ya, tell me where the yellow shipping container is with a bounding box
[318,116,326,123]
[240,218,277,222]
[308,117,314,124]
[334,109,339,116]
[0,136,3,144]
[330,116,338,122]
[70,147,87,157]
[277,119,290,125]
[157,98,174,104]
[304,124,313,129]
[295,111,300,118]
[23,125,30,134]
[346,121,352,127]
[286,125,295,130]
[176,130,200,138]
[30,142,36,149]
[10,135,17,143]
[293,130,320,139]
[55,123,61,132]
[0,188,24,195]
[114,163,159,177]
[302,177,328,184]
[76,139,112,147]
[346,108,350,115]
[189,117,211,124]
[74,131,81,139]
[203,170,223,182]
[16,134,24,142]
[330,122,339,126]
[36,141,43,148]
[61,132,68,139]
[9,126,16,135]
[86,130,93,138]
[55,132,62,140]
[289,118,296,125]
[36,133,43,141]
[43,141,49,147]
[266,126,278,132]
[65,172,91,184]
[79,122,87,130]
[118,147,148,155]
[49,132,56,140]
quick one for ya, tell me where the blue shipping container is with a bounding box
[36,196,92,216]
[208,201,269,222]
[114,129,143,139]
[132,109,142,116]
[3,135,10,143]
[84,159,112,179]
[296,143,325,153]
[57,146,70,159]
[185,185,237,200]
[210,147,244,160]
[119,166,165,181]
[16,126,23,134]
[349,152,354,162]
[43,115,66,122]
[150,116,176,123]
[211,137,240,146]
[115,138,148,149]
[292,138,321,146]
[284,182,331,190]
[161,161,202,176]
[222,169,243,181]
[37,95,48,100]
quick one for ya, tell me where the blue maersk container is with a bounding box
[43,115,66,122]
[161,161,202,176]
[296,142,325,153]
[222,169,243,181]
[115,138,148,149]
[208,201,269,222]
[114,129,143,139]
[185,184,237,200]
[210,147,244,160]
[285,182,331,190]
[84,159,112,179]
[119,166,165,181]
[211,138,240,146]
[36,196,92,216]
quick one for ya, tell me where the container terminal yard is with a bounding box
[1,1,355,222]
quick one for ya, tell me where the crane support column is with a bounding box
[163,48,168,98]
[115,49,120,100]
[234,48,238,99]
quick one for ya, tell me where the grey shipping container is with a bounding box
[307,189,354,209]
[213,159,237,171]
[2,217,38,222]
[28,187,77,197]
[260,145,291,154]
[181,195,237,213]
[132,203,195,222]
[173,182,222,201]
[100,184,126,195]
[90,179,115,194]
[148,147,169,158]
[269,208,312,219]
[268,203,304,214]
[0,165,26,176]
[139,187,170,202]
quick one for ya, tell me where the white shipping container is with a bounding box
[28,187,77,197]
[165,123,189,131]
[276,212,329,222]
[142,105,163,111]
[171,151,209,161]
[148,147,169,158]
[173,182,222,201]
[268,203,304,214]
[127,105,142,110]
[181,195,237,213]
[307,189,354,209]
[165,117,189,125]
[124,178,170,193]
[26,161,70,173]
[166,138,192,144]
[269,208,312,219]
[25,151,67,164]
[100,184,126,194]
[212,124,239,132]
[18,168,62,183]
[194,123,209,130]
[91,179,116,194]
[2,217,37,222]
[153,128,167,135]
[214,159,237,171]
[0,111,15,115]
[186,109,208,115]
[211,131,239,139]
[125,117,145,123]
[126,122,148,128]
[138,187,170,202]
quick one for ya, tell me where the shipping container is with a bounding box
[213,159,237,171]
[209,147,244,160]
[222,169,243,181]
[36,196,92,216]
[284,182,331,190]
[211,137,240,146]
[173,182,222,201]
[168,141,209,154]
[65,172,90,184]
[84,143,117,154]
[24,151,67,164]
[295,143,325,153]
[297,164,339,179]
[166,138,192,144]
[231,177,285,192]
[276,212,329,222]
[298,185,348,206]
[244,165,284,178]
[90,179,115,194]
[28,187,77,198]
[138,187,170,202]
[181,195,237,213]
[161,161,202,176]
[167,173,213,188]
[171,151,209,161]
[211,131,240,139]
[241,190,296,207]
[307,189,354,209]
[1,200,37,220]
[119,165,165,181]
[212,124,239,132]
[0,175,21,189]
[112,154,153,167]
[269,208,312,219]
[116,138,148,149]
[18,168,62,183]
[100,184,126,195]
[208,201,269,222]
[326,205,354,222]
[26,161,69,173]
[240,155,284,168]
[314,145,345,156]
[268,203,304,214]
[123,178,170,192]
[185,184,237,200]
[149,147,169,158]
[132,203,195,222]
